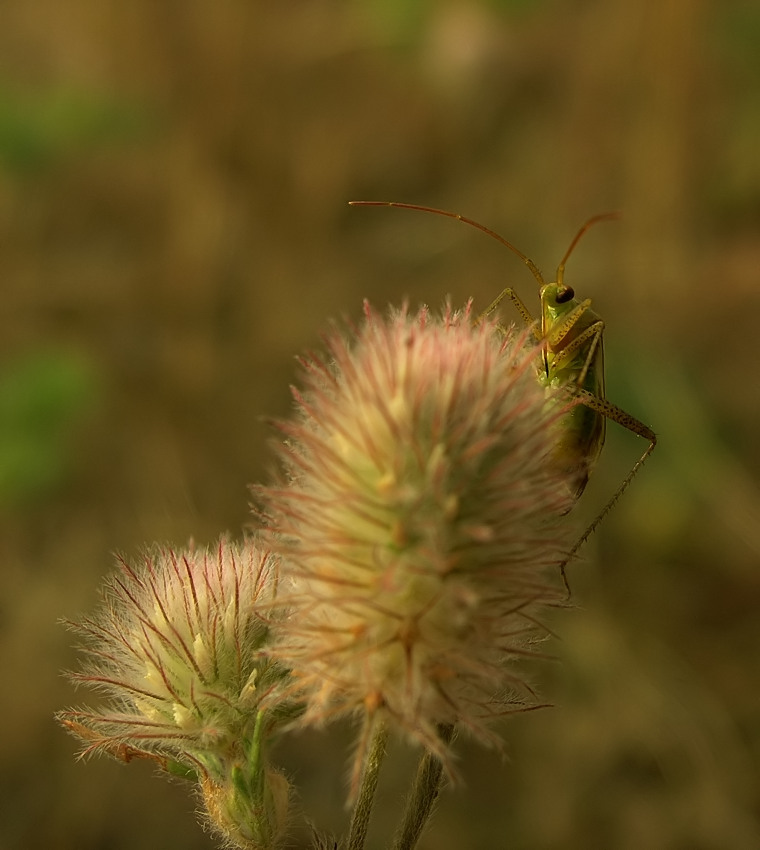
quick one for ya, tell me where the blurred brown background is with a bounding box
[2,1,759,848]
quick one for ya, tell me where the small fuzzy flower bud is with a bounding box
[59,538,292,849]
[257,302,574,759]
[200,733,290,850]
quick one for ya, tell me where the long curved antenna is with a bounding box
[556,212,620,286]
[348,200,546,288]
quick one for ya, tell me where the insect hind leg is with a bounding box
[559,388,657,594]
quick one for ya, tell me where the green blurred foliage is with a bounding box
[0,86,149,173]
[0,350,98,506]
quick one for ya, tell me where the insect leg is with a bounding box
[477,287,539,338]
[558,388,657,588]
[549,318,604,382]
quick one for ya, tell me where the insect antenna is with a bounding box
[348,200,547,289]
[556,212,620,286]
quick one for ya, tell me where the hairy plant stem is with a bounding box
[347,721,389,850]
[391,724,455,850]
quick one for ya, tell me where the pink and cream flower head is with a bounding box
[59,539,291,849]
[257,302,574,769]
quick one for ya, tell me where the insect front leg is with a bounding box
[477,287,540,339]
[550,319,605,388]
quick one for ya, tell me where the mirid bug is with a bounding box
[349,200,657,586]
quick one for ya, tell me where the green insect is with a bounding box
[349,200,657,585]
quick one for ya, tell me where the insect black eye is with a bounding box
[556,285,574,303]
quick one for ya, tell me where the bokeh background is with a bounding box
[3,1,759,848]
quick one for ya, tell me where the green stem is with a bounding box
[347,720,389,850]
[245,710,265,796]
[391,724,455,850]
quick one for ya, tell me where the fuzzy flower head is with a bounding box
[59,539,291,849]
[258,302,574,757]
